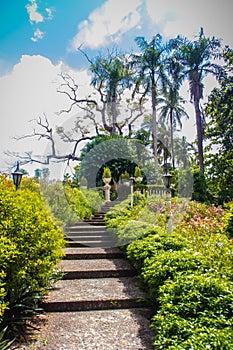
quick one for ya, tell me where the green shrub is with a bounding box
[104,195,233,347]
[175,201,233,277]
[126,230,189,269]
[40,182,103,225]
[142,250,214,299]
[20,177,40,193]
[80,188,103,213]
[0,175,65,336]
[111,220,153,245]
[152,273,233,348]
[223,202,233,239]
[102,167,111,179]
[105,202,138,228]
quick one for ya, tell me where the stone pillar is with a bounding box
[104,184,111,202]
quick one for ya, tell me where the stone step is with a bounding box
[65,240,118,248]
[66,225,107,232]
[16,309,155,349]
[93,213,105,218]
[42,277,148,312]
[85,220,105,224]
[63,247,125,260]
[60,259,136,279]
[65,233,116,241]
[83,221,106,226]
[66,230,109,236]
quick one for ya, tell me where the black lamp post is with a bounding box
[11,162,23,190]
[163,171,173,191]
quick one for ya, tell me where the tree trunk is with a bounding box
[170,108,175,169]
[151,84,158,171]
[194,98,204,174]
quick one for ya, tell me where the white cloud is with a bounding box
[0,55,94,175]
[145,0,233,46]
[70,0,142,50]
[26,0,44,23]
[45,8,54,20]
[31,28,45,42]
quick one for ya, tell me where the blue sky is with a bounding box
[0,0,232,175]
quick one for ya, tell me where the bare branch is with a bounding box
[8,115,95,165]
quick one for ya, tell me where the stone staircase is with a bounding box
[37,202,155,349]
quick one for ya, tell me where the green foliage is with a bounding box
[174,201,233,277]
[205,47,233,204]
[104,195,233,347]
[191,169,212,203]
[0,327,14,350]
[102,167,111,179]
[79,135,145,187]
[134,166,142,178]
[64,185,103,221]
[126,231,189,270]
[0,175,65,337]
[152,273,233,349]
[121,171,130,180]
[223,202,233,238]
[40,181,80,225]
[40,182,103,225]
[142,251,213,299]
[20,177,41,193]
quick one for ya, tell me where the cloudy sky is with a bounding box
[0,0,232,177]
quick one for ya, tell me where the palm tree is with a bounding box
[176,28,223,174]
[158,87,189,169]
[90,53,132,135]
[132,35,169,171]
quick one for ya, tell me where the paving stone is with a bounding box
[12,309,156,350]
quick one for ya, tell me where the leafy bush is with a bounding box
[175,201,233,277]
[0,175,65,337]
[40,181,103,225]
[105,201,138,228]
[142,250,214,299]
[110,220,153,245]
[223,201,233,239]
[104,195,233,347]
[152,273,233,349]
[126,230,189,269]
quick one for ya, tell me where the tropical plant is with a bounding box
[158,88,189,169]
[205,47,233,203]
[132,34,169,171]
[176,28,223,174]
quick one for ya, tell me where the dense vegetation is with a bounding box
[0,175,65,341]
[105,194,233,349]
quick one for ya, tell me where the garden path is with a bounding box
[13,202,155,350]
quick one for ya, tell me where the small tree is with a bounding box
[103,167,112,179]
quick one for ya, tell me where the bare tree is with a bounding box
[57,49,145,136]
[6,114,95,165]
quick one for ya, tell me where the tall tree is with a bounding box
[205,47,233,203]
[132,34,169,171]
[158,87,189,169]
[176,28,223,174]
